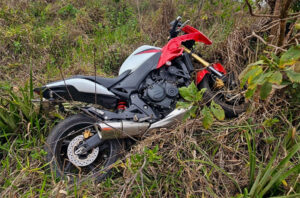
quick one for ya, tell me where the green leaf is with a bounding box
[261,55,278,68]
[183,110,191,121]
[245,88,256,99]
[248,71,273,90]
[286,70,300,83]
[183,107,195,120]
[182,106,198,120]
[189,106,197,118]
[210,100,225,121]
[260,82,272,100]
[279,45,300,67]
[189,81,198,95]
[239,60,264,81]
[242,66,263,88]
[176,101,192,109]
[196,88,207,101]
[255,72,273,86]
[240,66,262,88]
[247,73,263,90]
[201,106,214,129]
[248,60,265,67]
[179,86,194,101]
[271,53,280,65]
[268,71,282,85]
[179,82,198,102]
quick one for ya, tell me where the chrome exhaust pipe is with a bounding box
[97,108,189,140]
[98,121,150,140]
[149,108,188,130]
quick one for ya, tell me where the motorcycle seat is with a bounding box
[73,70,131,88]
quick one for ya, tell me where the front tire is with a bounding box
[45,114,122,183]
[198,74,247,118]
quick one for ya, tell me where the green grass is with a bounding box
[0,0,299,197]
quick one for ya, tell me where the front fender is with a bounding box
[195,63,226,85]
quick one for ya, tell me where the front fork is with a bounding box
[182,46,227,87]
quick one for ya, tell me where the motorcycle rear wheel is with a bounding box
[197,74,247,118]
[45,114,122,183]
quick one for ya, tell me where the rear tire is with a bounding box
[198,75,247,118]
[45,114,122,183]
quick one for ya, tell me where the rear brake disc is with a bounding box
[67,135,99,167]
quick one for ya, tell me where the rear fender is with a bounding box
[195,63,226,85]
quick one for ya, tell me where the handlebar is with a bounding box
[169,16,182,39]
[169,16,190,40]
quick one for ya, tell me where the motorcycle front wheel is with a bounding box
[45,114,123,183]
[198,74,247,118]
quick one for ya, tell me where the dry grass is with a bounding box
[1,0,299,197]
[1,103,297,197]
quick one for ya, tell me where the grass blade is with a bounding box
[259,143,300,197]
[245,130,256,187]
[249,163,263,195]
[269,193,300,198]
[29,62,34,100]
[273,142,300,174]
[251,142,280,196]
[192,145,242,193]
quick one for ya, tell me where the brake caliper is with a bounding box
[215,78,225,89]
[83,129,92,139]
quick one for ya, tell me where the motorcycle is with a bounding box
[34,17,247,182]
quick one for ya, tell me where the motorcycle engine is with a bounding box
[139,63,191,118]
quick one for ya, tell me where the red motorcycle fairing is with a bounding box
[196,63,226,85]
[157,25,212,68]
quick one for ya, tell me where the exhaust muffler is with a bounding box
[76,108,188,155]
[97,108,188,140]
[98,121,150,139]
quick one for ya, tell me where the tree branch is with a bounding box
[288,12,300,16]
[243,31,287,52]
[259,21,280,32]
[251,31,287,52]
[277,0,293,46]
[245,0,280,18]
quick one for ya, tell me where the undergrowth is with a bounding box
[0,0,299,197]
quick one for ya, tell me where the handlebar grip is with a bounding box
[169,16,181,39]
[173,16,181,31]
